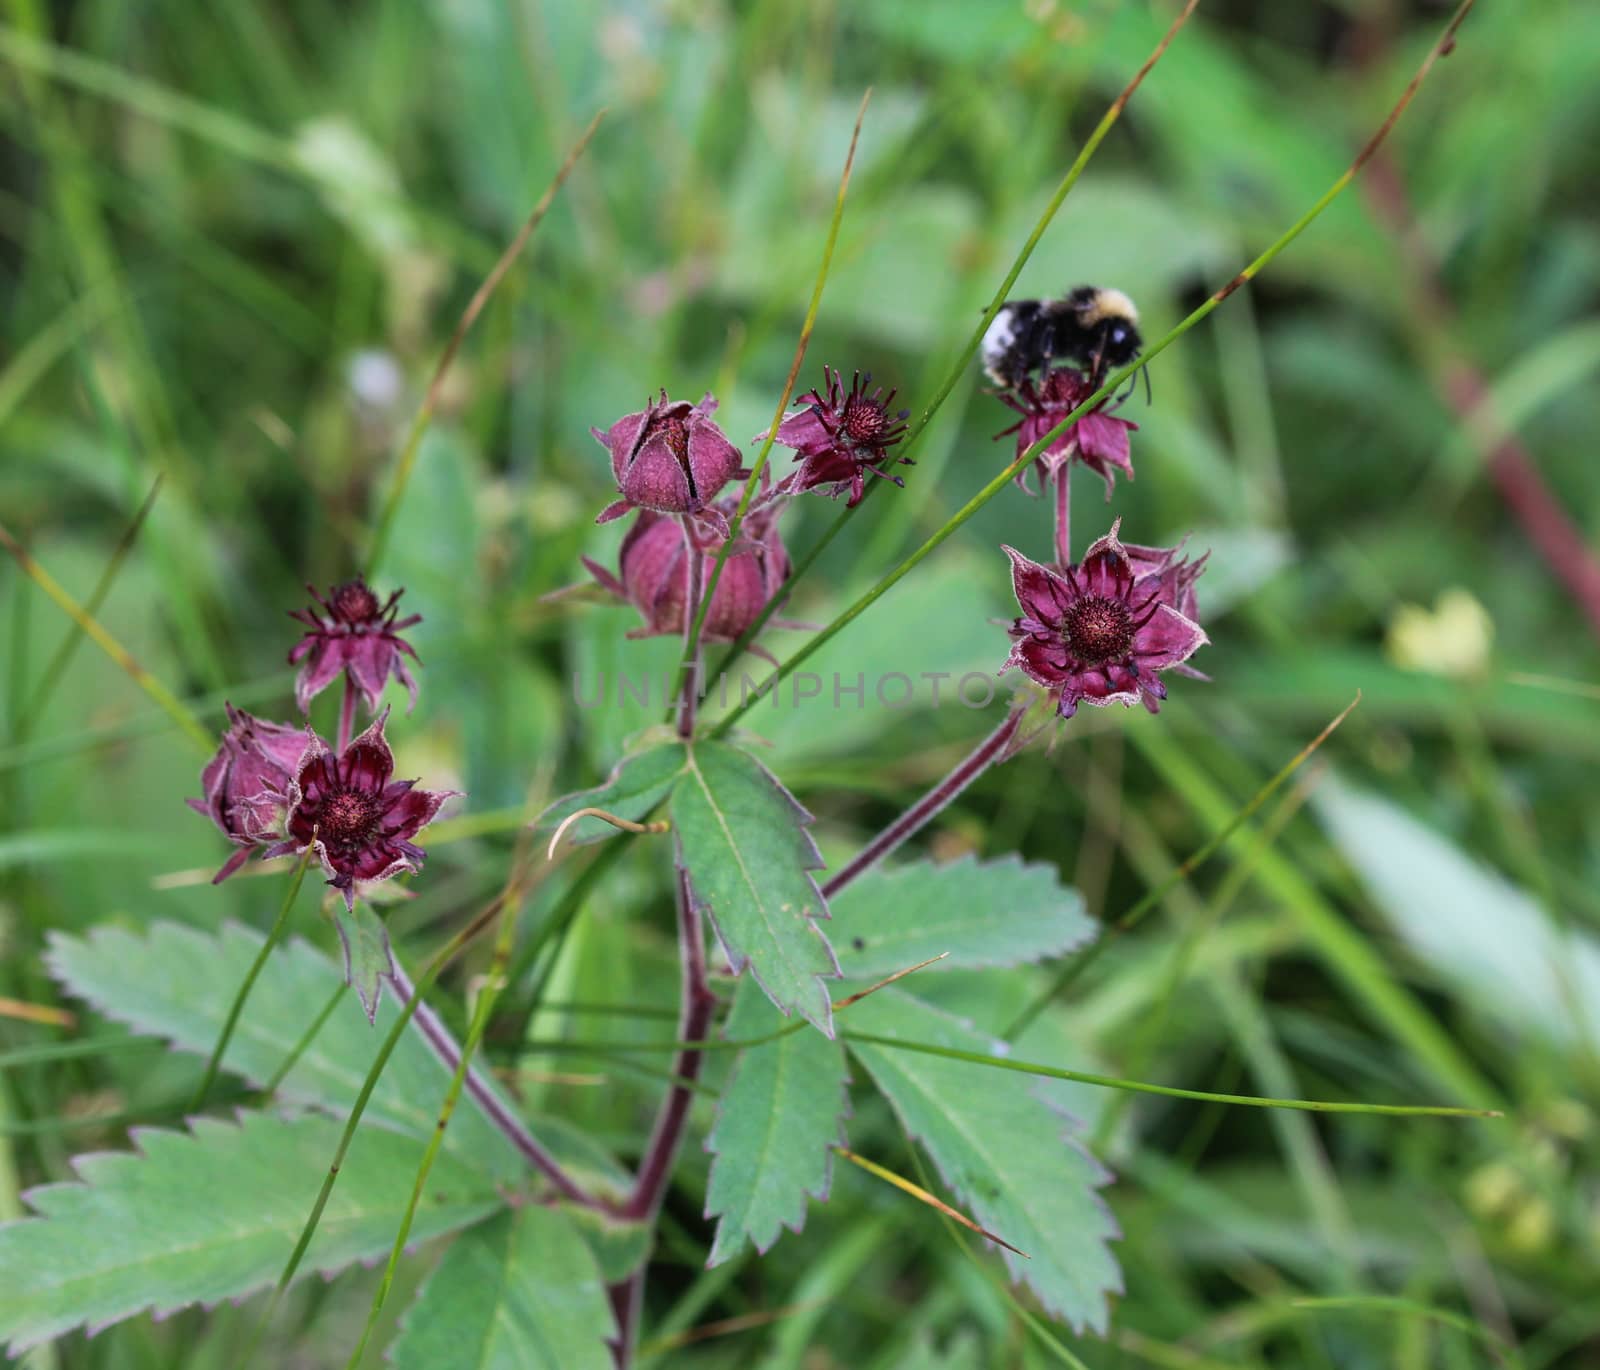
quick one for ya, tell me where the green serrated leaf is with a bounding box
[48,923,507,1181]
[389,1206,616,1370]
[830,854,1095,979]
[0,1112,501,1356]
[533,739,686,847]
[332,901,395,1022]
[673,741,840,1035]
[704,977,850,1266]
[845,988,1120,1332]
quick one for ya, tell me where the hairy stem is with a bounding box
[335,673,358,753]
[676,516,703,739]
[1053,465,1072,569]
[609,866,717,1365]
[822,706,1026,899]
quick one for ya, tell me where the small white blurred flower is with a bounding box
[1386,588,1493,680]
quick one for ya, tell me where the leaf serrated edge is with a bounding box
[676,742,841,1036]
[2,1112,499,1356]
[701,1021,853,1263]
[835,851,1097,974]
[845,993,1123,1330]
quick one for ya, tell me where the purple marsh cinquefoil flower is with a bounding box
[288,576,421,715]
[759,367,912,508]
[261,709,457,908]
[1001,521,1207,718]
[593,390,745,532]
[188,705,316,883]
[993,365,1137,499]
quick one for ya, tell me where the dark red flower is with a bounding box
[288,577,421,715]
[993,365,1137,498]
[581,493,791,658]
[1001,521,1207,718]
[188,705,317,883]
[593,390,745,532]
[759,367,912,508]
[262,709,457,908]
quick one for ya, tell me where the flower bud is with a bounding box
[593,391,744,526]
[583,496,790,651]
[187,705,315,883]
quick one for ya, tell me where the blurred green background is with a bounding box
[3,0,1599,1366]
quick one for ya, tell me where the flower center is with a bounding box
[842,397,888,447]
[320,787,382,855]
[330,580,381,625]
[661,415,691,469]
[1062,595,1133,665]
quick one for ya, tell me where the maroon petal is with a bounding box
[341,709,396,792]
[595,499,633,525]
[1075,412,1134,475]
[1002,545,1071,626]
[379,784,455,840]
[1077,521,1133,599]
[345,639,394,712]
[1131,604,1208,671]
[294,643,346,714]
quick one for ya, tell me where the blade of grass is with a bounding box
[712,0,1475,739]
[1291,1296,1523,1369]
[835,1144,1028,1258]
[1006,694,1362,1038]
[835,1034,1501,1119]
[15,474,164,737]
[0,520,213,754]
[366,109,607,577]
[188,843,314,1113]
[1128,719,1500,1108]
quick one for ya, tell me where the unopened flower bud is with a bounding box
[593,391,744,529]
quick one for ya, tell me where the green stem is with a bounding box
[257,983,345,1098]
[188,845,314,1112]
[0,520,213,754]
[668,91,872,724]
[15,474,164,738]
[839,1033,1501,1119]
[1003,694,1362,1039]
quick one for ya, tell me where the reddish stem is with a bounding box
[608,865,716,1365]
[336,674,358,752]
[822,705,1027,899]
[387,964,599,1209]
[677,517,704,738]
[1362,155,1600,642]
[1053,462,1073,569]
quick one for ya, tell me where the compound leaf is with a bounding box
[704,977,851,1265]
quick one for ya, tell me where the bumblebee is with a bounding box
[981,285,1142,391]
